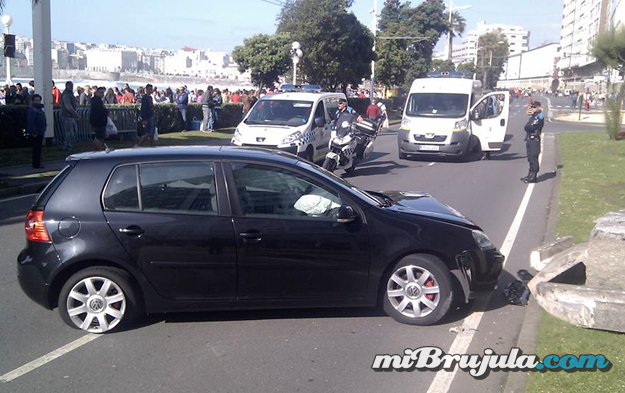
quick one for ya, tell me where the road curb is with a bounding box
[502,125,563,393]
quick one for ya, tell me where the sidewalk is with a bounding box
[0,135,231,199]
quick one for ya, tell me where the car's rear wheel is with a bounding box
[58,267,142,333]
[383,254,453,325]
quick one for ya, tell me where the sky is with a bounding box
[1,0,564,53]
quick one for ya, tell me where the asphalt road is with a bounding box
[0,97,601,393]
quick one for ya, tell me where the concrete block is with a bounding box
[530,236,575,271]
[528,243,587,295]
[534,282,625,333]
[586,210,625,290]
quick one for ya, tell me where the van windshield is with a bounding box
[405,93,469,118]
[245,100,313,126]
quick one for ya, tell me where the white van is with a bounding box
[398,72,510,160]
[231,92,345,162]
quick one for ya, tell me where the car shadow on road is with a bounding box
[150,306,390,327]
[133,269,520,330]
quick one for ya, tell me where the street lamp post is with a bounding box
[291,42,303,85]
[2,14,13,85]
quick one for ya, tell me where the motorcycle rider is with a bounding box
[521,101,544,183]
[334,98,363,128]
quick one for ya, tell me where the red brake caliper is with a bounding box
[425,279,435,300]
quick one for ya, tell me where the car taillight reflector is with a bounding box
[25,210,51,242]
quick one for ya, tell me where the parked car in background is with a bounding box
[18,146,504,333]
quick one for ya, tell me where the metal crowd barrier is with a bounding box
[54,106,139,144]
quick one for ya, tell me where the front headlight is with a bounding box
[454,119,468,130]
[472,230,494,249]
[282,131,302,144]
[231,128,242,144]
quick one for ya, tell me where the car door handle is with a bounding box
[119,226,145,236]
[500,119,505,126]
[239,231,262,243]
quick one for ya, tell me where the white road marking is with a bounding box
[0,334,101,383]
[428,162,435,166]
[426,138,544,393]
[0,193,37,203]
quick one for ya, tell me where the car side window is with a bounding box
[325,97,339,119]
[314,101,325,122]
[103,165,140,211]
[139,162,217,215]
[231,162,341,219]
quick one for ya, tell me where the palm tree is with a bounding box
[590,26,625,140]
[446,10,466,60]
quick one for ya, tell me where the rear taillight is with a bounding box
[25,210,51,243]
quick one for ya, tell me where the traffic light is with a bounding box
[3,34,15,58]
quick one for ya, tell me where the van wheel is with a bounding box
[298,147,314,163]
[399,151,408,160]
[463,136,481,162]
[383,254,454,326]
[58,267,143,333]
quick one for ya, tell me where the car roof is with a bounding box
[259,92,345,101]
[66,146,302,165]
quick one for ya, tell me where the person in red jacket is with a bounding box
[365,98,381,120]
[51,81,61,105]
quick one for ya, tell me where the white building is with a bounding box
[51,48,69,69]
[609,0,624,27]
[85,49,137,72]
[558,0,608,75]
[452,22,530,65]
[498,43,561,89]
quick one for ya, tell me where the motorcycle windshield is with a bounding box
[335,112,357,137]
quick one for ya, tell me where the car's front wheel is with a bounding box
[383,254,453,325]
[322,157,337,173]
[58,267,143,333]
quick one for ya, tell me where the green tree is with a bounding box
[277,0,374,91]
[456,61,476,77]
[475,31,509,89]
[445,10,466,60]
[431,59,455,72]
[591,25,625,140]
[376,0,448,91]
[231,33,292,90]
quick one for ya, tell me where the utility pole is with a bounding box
[32,0,54,140]
[369,0,377,101]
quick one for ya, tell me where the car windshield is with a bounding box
[245,99,313,126]
[405,93,469,118]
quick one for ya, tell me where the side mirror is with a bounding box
[470,109,481,121]
[315,117,325,128]
[336,204,356,224]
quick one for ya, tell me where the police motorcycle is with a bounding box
[321,112,383,174]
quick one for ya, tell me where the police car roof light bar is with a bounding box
[427,71,468,79]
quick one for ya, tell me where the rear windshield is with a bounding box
[244,100,313,126]
[32,164,75,210]
[405,93,469,118]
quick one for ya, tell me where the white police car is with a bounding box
[231,91,346,162]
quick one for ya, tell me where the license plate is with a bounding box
[419,145,439,151]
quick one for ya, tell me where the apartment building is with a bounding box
[452,21,530,65]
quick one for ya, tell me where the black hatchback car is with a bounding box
[18,146,504,333]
